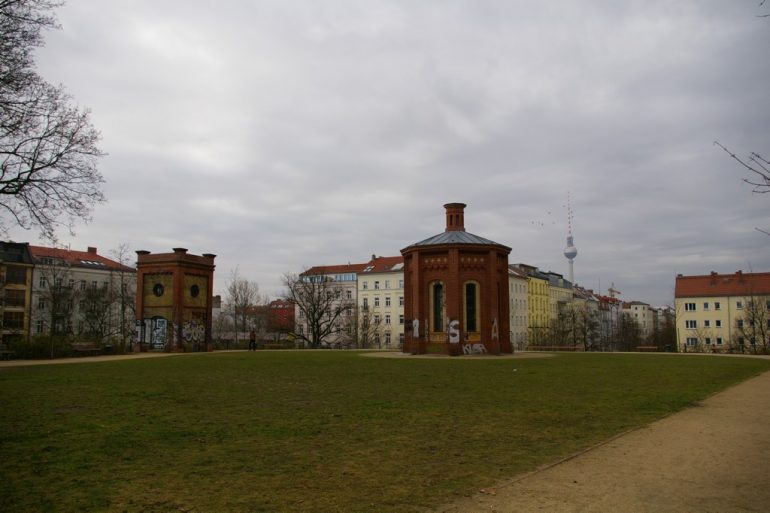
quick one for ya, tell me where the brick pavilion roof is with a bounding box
[404,230,511,251]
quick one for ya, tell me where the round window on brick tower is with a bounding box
[153,283,164,297]
[190,284,200,298]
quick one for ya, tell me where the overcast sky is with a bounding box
[7,0,770,305]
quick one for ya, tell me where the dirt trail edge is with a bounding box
[439,369,770,513]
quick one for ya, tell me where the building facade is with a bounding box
[135,248,216,352]
[30,245,136,343]
[401,203,512,355]
[508,265,529,350]
[357,256,405,349]
[0,242,34,346]
[675,271,770,352]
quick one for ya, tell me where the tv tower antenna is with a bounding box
[563,192,577,284]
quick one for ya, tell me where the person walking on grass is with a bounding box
[249,329,257,351]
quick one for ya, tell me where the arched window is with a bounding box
[430,281,444,332]
[464,281,480,333]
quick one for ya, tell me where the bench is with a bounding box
[636,346,658,352]
[71,343,102,357]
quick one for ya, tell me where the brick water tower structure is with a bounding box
[401,203,511,355]
[134,248,216,352]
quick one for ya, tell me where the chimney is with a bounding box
[87,246,97,254]
[444,202,466,232]
[173,247,188,254]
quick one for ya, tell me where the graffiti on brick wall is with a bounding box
[491,317,499,340]
[448,319,460,343]
[183,320,205,344]
[151,318,167,349]
[412,319,420,338]
[462,343,487,355]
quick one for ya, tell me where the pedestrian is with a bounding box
[249,329,257,351]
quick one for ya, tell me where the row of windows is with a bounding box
[362,296,404,308]
[687,336,769,346]
[684,300,770,311]
[38,277,107,290]
[685,319,770,329]
[361,280,404,290]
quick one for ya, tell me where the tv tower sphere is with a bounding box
[564,235,577,260]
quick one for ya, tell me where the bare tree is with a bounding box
[714,141,769,235]
[282,271,354,349]
[224,267,262,345]
[109,244,136,352]
[733,295,770,354]
[1,0,105,239]
[355,306,383,349]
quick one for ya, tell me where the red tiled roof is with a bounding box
[301,262,369,276]
[29,245,135,272]
[675,271,770,298]
[361,255,403,273]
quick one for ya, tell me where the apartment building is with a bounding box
[675,271,770,352]
[294,262,367,347]
[508,265,529,350]
[29,246,136,341]
[0,242,35,346]
[621,301,657,340]
[357,255,405,349]
[515,263,550,344]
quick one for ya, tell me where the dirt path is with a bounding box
[439,367,770,513]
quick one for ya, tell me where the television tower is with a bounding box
[563,193,577,284]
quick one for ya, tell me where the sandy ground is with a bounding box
[438,365,770,513]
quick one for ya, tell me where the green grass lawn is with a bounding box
[1,352,768,512]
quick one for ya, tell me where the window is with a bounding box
[5,266,27,284]
[704,320,710,328]
[385,314,391,325]
[705,337,711,345]
[80,280,86,290]
[385,280,390,289]
[464,281,479,333]
[374,314,381,324]
[91,281,97,289]
[4,289,25,307]
[399,280,404,289]
[686,337,697,346]
[736,301,743,310]
[399,333,405,345]
[703,302,709,310]
[684,303,696,311]
[346,290,352,300]
[37,297,46,309]
[399,296,404,307]
[715,302,721,311]
[385,296,391,307]
[374,281,380,290]
[374,297,380,307]
[399,314,404,324]
[430,281,444,332]
[385,332,391,346]
[38,276,46,287]
[69,279,75,288]
[737,319,744,328]
[362,281,368,290]
[374,333,380,346]
[685,320,697,329]
[716,320,722,328]
[363,298,369,310]
[3,311,24,330]
[36,320,44,333]
[716,337,723,345]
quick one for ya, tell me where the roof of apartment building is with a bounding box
[29,245,135,272]
[301,262,369,277]
[508,265,528,280]
[0,241,34,264]
[675,270,770,298]
[360,255,403,274]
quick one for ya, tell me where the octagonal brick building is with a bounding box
[401,203,512,355]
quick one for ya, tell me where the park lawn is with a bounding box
[0,352,768,512]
